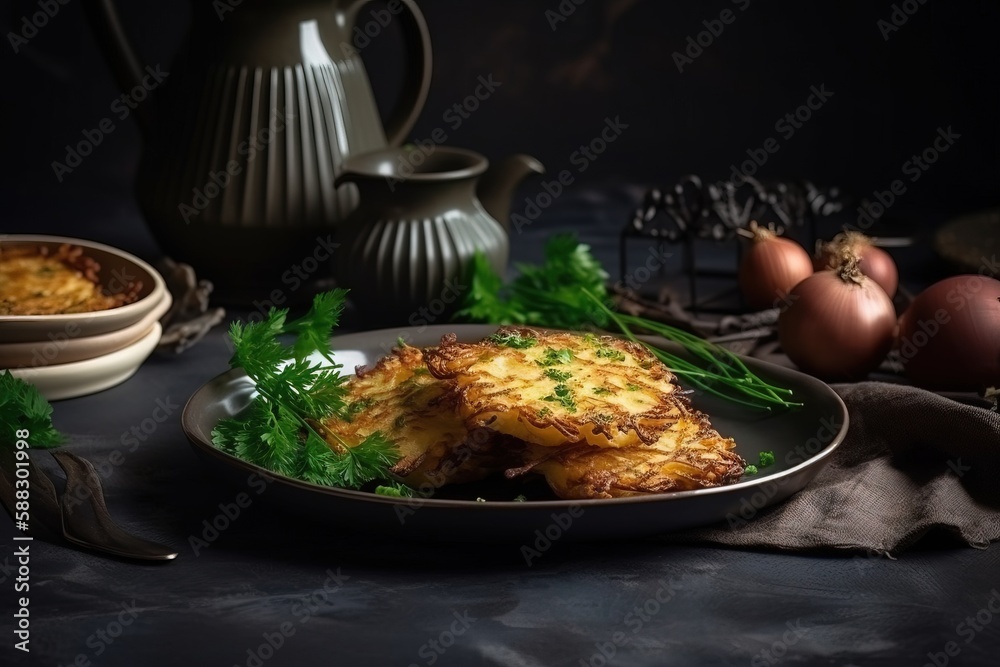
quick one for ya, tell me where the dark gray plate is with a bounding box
[181,325,848,542]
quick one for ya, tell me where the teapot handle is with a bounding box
[81,0,150,133]
[369,0,433,146]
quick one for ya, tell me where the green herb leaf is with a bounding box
[213,290,402,490]
[376,482,416,498]
[596,346,626,362]
[455,235,609,329]
[544,368,572,382]
[744,465,759,475]
[487,330,537,348]
[543,383,576,412]
[537,348,574,367]
[327,432,400,489]
[287,290,347,364]
[344,397,376,422]
[0,372,63,448]
[758,451,775,467]
[453,253,523,323]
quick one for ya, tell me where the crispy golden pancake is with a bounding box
[511,406,745,499]
[318,345,506,488]
[323,329,746,499]
[424,327,685,449]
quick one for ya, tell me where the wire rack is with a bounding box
[619,175,844,312]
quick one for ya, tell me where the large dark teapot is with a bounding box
[83,0,432,299]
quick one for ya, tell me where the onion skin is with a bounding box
[897,275,1000,390]
[778,269,896,380]
[814,233,899,297]
[739,228,813,311]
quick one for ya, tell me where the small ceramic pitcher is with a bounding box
[334,147,543,326]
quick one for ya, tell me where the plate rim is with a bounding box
[182,324,850,510]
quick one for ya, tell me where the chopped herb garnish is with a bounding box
[744,465,759,475]
[537,348,574,367]
[544,368,572,382]
[593,386,612,396]
[344,397,375,421]
[759,451,775,467]
[538,407,552,418]
[543,384,576,412]
[375,482,415,498]
[488,330,537,349]
[596,346,626,362]
[513,494,527,502]
[626,383,641,391]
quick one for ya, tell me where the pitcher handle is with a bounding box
[81,0,150,133]
[379,0,433,146]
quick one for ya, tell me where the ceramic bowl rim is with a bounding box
[0,234,167,342]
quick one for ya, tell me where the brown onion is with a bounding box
[738,222,813,311]
[779,255,896,380]
[897,275,1000,390]
[814,231,899,297]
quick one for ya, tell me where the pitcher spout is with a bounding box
[477,154,544,230]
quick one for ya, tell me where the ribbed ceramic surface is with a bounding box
[344,210,508,323]
[140,55,386,229]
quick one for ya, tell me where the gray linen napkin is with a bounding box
[671,382,1000,555]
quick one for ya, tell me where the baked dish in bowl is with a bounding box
[0,235,167,344]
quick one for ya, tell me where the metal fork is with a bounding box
[0,451,177,561]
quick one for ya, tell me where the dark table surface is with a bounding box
[3,191,1000,667]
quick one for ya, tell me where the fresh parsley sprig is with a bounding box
[0,371,63,448]
[212,290,402,490]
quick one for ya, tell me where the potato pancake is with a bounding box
[511,409,745,499]
[318,344,508,488]
[424,327,686,449]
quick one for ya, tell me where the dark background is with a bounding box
[2,0,998,260]
[3,8,1000,666]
